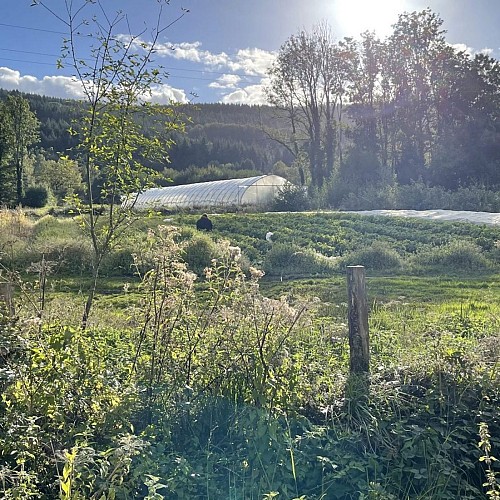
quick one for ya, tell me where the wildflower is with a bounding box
[249,267,265,279]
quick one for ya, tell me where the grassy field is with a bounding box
[1,208,499,499]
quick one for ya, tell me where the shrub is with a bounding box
[25,238,93,275]
[336,181,500,212]
[341,241,403,271]
[0,208,34,268]
[411,240,492,272]
[32,215,81,240]
[182,232,219,276]
[272,183,310,212]
[0,208,33,238]
[451,185,500,212]
[394,181,451,210]
[338,184,397,210]
[23,186,48,208]
[101,247,135,276]
[263,242,338,277]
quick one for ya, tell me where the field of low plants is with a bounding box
[1,208,499,499]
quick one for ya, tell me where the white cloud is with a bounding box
[209,74,241,89]
[159,40,234,68]
[1,35,277,104]
[128,36,276,76]
[450,43,497,58]
[221,82,270,105]
[116,35,278,103]
[227,48,276,76]
[479,47,494,56]
[451,43,474,55]
[0,68,86,99]
[159,41,204,62]
[0,67,187,103]
[133,38,232,67]
[203,51,231,67]
[148,84,189,104]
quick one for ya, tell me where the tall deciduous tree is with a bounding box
[383,9,448,183]
[266,24,356,188]
[0,95,40,204]
[6,95,40,204]
[34,0,187,328]
[0,102,15,206]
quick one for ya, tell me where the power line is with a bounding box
[0,22,67,36]
[0,47,60,58]
[0,57,265,84]
[0,57,58,67]
[0,21,270,85]
[0,58,265,83]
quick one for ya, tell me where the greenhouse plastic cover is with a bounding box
[123,175,289,210]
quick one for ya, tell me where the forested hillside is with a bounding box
[0,89,293,181]
[165,103,295,183]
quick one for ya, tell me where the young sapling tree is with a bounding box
[32,0,189,328]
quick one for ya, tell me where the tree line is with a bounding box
[267,8,500,200]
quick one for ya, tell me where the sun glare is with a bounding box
[332,0,408,37]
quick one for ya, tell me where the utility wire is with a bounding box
[0,22,67,35]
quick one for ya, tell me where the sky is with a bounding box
[0,0,499,105]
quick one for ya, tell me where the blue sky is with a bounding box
[0,0,499,104]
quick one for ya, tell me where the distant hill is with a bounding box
[0,89,293,176]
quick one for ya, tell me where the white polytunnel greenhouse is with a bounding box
[123,175,289,210]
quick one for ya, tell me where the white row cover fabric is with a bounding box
[123,175,289,210]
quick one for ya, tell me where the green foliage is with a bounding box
[34,156,82,204]
[22,186,48,208]
[100,246,136,277]
[0,208,34,268]
[342,241,403,271]
[0,94,40,205]
[412,240,492,272]
[334,180,500,212]
[264,242,338,277]
[272,183,310,212]
[0,313,139,498]
[181,230,219,276]
[32,0,188,329]
[1,209,500,498]
[478,422,500,499]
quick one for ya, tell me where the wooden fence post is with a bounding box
[0,281,15,317]
[346,265,370,374]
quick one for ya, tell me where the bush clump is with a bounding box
[101,247,135,276]
[23,186,48,208]
[272,184,310,212]
[411,240,492,272]
[263,242,337,277]
[341,241,403,271]
[182,232,219,276]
